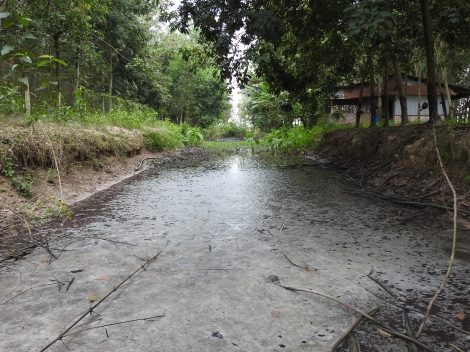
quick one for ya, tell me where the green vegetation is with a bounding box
[0,151,32,197]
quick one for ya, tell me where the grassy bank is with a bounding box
[0,102,192,203]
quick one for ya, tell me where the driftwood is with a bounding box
[280,284,434,351]
[39,241,169,352]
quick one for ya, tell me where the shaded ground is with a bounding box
[0,155,469,351]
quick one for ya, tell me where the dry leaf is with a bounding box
[271,311,281,318]
[40,259,49,264]
[457,312,466,320]
[305,267,311,272]
[376,328,393,337]
[89,293,99,302]
[96,276,110,281]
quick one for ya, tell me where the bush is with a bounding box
[203,122,250,139]
[331,110,345,122]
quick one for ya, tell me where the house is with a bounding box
[332,76,470,124]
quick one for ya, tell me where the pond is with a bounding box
[1,154,469,351]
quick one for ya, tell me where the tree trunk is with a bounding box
[440,91,448,119]
[108,47,113,112]
[443,67,454,119]
[392,56,408,125]
[325,102,332,124]
[74,46,80,92]
[101,94,105,114]
[383,49,390,126]
[367,52,376,127]
[24,71,31,116]
[356,69,366,128]
[417,62,422,123]
[53,33,62,107]
[377,73,383,124]
[420,0,440,125]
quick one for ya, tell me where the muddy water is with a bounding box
[2,154,470,351]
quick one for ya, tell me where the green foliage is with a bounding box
[186,129,204,145]
[264,123,354,154]
[1,151,32,197]
[142,127,184,151]
[27,196,72,221]
[331,110,346,122]
[0,82,23,114]
[203,122,250,139]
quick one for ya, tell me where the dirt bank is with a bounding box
[315,124,470,215]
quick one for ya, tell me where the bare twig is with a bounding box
[280,284,434,351]
[416,126,458,337]
[277,216,314,271]
[403,310,419,352]
[363,286,470,337]
[450,343,466,352]
[348,333,360,352]
[39,241,169,352]
[330,306,381,352]
[2,283,56,304]
[63,315,165,337]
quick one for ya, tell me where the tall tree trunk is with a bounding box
[367,52,376,127]
[74,46,80,92]
[420,0,440,125]
[392,56,408,125]
[443,67,454,119]
[440,91,448,119]
[108,47,113,113]
[417,62,422,123]
[24,71,31,116]
[383,49,390,126]
[356,69,366,128]
[377,73,383,124]
[53,33,62,107]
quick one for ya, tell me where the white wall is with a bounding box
[394,95,447,117]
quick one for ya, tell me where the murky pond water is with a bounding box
[1,154,469,351]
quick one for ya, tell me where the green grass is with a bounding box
[203,140,252,149]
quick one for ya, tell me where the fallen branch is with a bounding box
[363,287,470,337]
[280,284,434,351]
[450,343,466,352]
[348,333,360,352]
[388,199,470,216]
[39,241,169,352]
[330,306,381,352]
[277,216,314,271]
[416,126,459,337]
[2,283,56,304]
[63,315,165,337]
